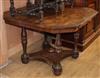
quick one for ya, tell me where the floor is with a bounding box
[0,36,100,78]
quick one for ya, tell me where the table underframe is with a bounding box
[20,27,79,76]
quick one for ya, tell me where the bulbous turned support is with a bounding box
[55,34,62,53]
[39,0,44,21]
[55,0,59,13]
[72,32,79,59]
[60,0,64,12]
[9,0,16,16]
[35,0,44,22]
[43,34,51,49]
[21,53,29,64]
[52,63,62,76]
[21,28,29,64]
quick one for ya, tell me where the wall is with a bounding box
[0,0,8,65]
[0,0,43,65]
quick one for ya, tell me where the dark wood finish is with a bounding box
[4,8,97,34]
[61,0,100,51]
[29,49,72,76]
[9,0,16,16]
[3,7,97,75]
[9,0,74,22]
[21,28,29,64]
[43,33,50,49]
[95,0,100,30]
[72,32,79,59]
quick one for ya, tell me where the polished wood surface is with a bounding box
[61,0,100,51]
[3,5,98,75]
[4,8,97,33]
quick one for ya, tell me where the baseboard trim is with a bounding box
[0,35,43,69]
[0,60,12,69]
[8,36,44,57]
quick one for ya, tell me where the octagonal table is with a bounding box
[3,7,97,76]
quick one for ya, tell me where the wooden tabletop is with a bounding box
[3,7,97,34]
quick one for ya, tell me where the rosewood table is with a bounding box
[3,7,97,76]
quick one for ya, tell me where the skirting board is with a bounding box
[0,60,12,69]
[8,35,44,57]
[0,35,44,69]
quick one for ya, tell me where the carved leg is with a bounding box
[43,34,49,49]
[93,16,98,32]
[52,63,62,76]
[55,34,62,53]
[10,0,16,16]
[55,0,59,13]
[39,0,44,21]
[21,28,29,64]
[60,0,64,12]
[72,32,79,59]
[51,34,62,75]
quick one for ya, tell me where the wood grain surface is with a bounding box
[4,8,97,33]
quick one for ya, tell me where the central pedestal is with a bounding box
[22,49,72,76]
[21,28,79,76]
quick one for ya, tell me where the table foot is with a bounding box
[21,54,29,64]
[28,49,72,76]
[52,63,62,76]
[72,51,79,59]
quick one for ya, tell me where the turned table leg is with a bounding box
[39,0,44,21]
[43,34,49,49]
[21,28,29,64]
[60,0,64,12]
[52,34,62,76]
[55,34,62,53]
[72,32,79,59]
[10,0,16,16]
[56,0,59,13]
